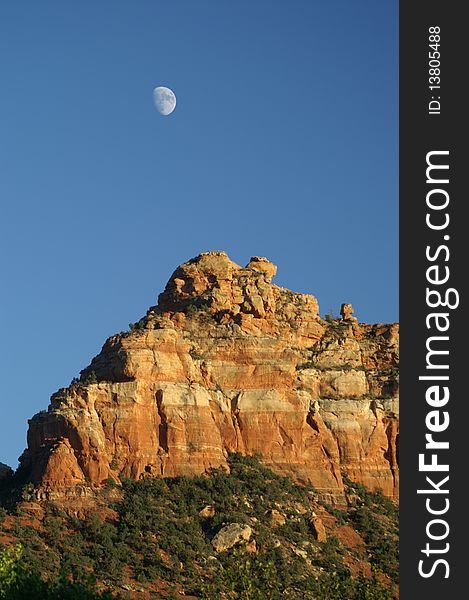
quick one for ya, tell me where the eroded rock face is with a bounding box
[19,252,399,503]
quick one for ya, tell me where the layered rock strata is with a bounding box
[19,252,399,503]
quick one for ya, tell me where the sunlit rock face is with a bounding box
[20,252,399,504]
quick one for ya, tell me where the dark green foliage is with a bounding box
[0,545,120,600]
[184,304,199,316]
[82,371,98,385]
[2,573,118,600]
[79,514,129,581]
[189,348,205,360]
[199,552,392,600]
[71,370,98,387]
[296,360,315,370]
[1,455,397,598]
[200,549,282,600]
[343,476,399,582]
[128,319,146,333]
[184,302,213,325]
[322,503,347,525]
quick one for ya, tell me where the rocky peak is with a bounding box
[17,252,399,506]
[158,251,287,318]
[245,255,277,279]
[156,251,319,335]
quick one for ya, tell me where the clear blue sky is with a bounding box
[0,1,398,468]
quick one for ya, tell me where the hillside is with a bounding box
[0,454,397,599]
[0,251,399,598]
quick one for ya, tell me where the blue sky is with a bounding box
[0,1,398,468]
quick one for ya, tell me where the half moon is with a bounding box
[153,86,177,116]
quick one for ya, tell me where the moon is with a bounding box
[153,86,177,115]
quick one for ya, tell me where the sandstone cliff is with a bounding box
[19,252,399,503]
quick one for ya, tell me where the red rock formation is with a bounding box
[19,252,399,503]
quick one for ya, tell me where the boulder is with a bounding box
[310,514,327,542]
[211,523,252,553]
[199,505,216,518]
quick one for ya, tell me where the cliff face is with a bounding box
[19,252,399,503]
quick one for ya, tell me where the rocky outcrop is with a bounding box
[310,513,327,542]
[340,303,358,323]
[18,252,399,504]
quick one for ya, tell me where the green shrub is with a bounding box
[2,455,397,598]
[0,545,119,600]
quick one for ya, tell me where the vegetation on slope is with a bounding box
[0,454,398,599]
